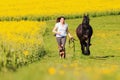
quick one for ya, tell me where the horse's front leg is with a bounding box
[80,40,85,54]
[86,38,91,55]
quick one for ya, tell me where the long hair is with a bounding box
[56,16,66,23]
[56,17,60,23]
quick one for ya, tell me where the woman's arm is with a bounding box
[52,26,60,34]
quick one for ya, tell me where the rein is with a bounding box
[69,37,76,53]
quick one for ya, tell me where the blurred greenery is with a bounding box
[0,10,120,21]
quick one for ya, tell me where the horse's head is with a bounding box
[82,14,90,24]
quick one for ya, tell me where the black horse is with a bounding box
[76,14,93,55]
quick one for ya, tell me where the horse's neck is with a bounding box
[82,22,89,25]
[82,23,89,29]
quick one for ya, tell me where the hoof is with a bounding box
[82,51,90,56]
[89,44,92,46]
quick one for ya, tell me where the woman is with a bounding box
[52,16,73,58]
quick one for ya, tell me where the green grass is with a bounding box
[0,15,120,80]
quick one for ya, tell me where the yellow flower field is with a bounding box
[0,21,46,50]
[0,0,120,16]
[0,21,46,70]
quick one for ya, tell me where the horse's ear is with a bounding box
[84,13,89,16]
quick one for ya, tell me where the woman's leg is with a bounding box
[56,37,62,52]
[61,37,66,50]
[61,37,66,58]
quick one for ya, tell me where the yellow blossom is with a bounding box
[101,68,113,74]
[59,70,65,75]
[63,64,68,68]
[48,67,56,75]
[23,50,29,56]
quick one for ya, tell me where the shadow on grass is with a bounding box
[89,55,120,60]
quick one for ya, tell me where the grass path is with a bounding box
[1,15,120,80]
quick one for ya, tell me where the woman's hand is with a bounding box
[70,36,73,39]
[68,32,73,38]
[56,32,61,35]
[52,26,61,35]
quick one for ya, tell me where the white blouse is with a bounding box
[55,22,68,37]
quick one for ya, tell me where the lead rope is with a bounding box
[69,37,76,53]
